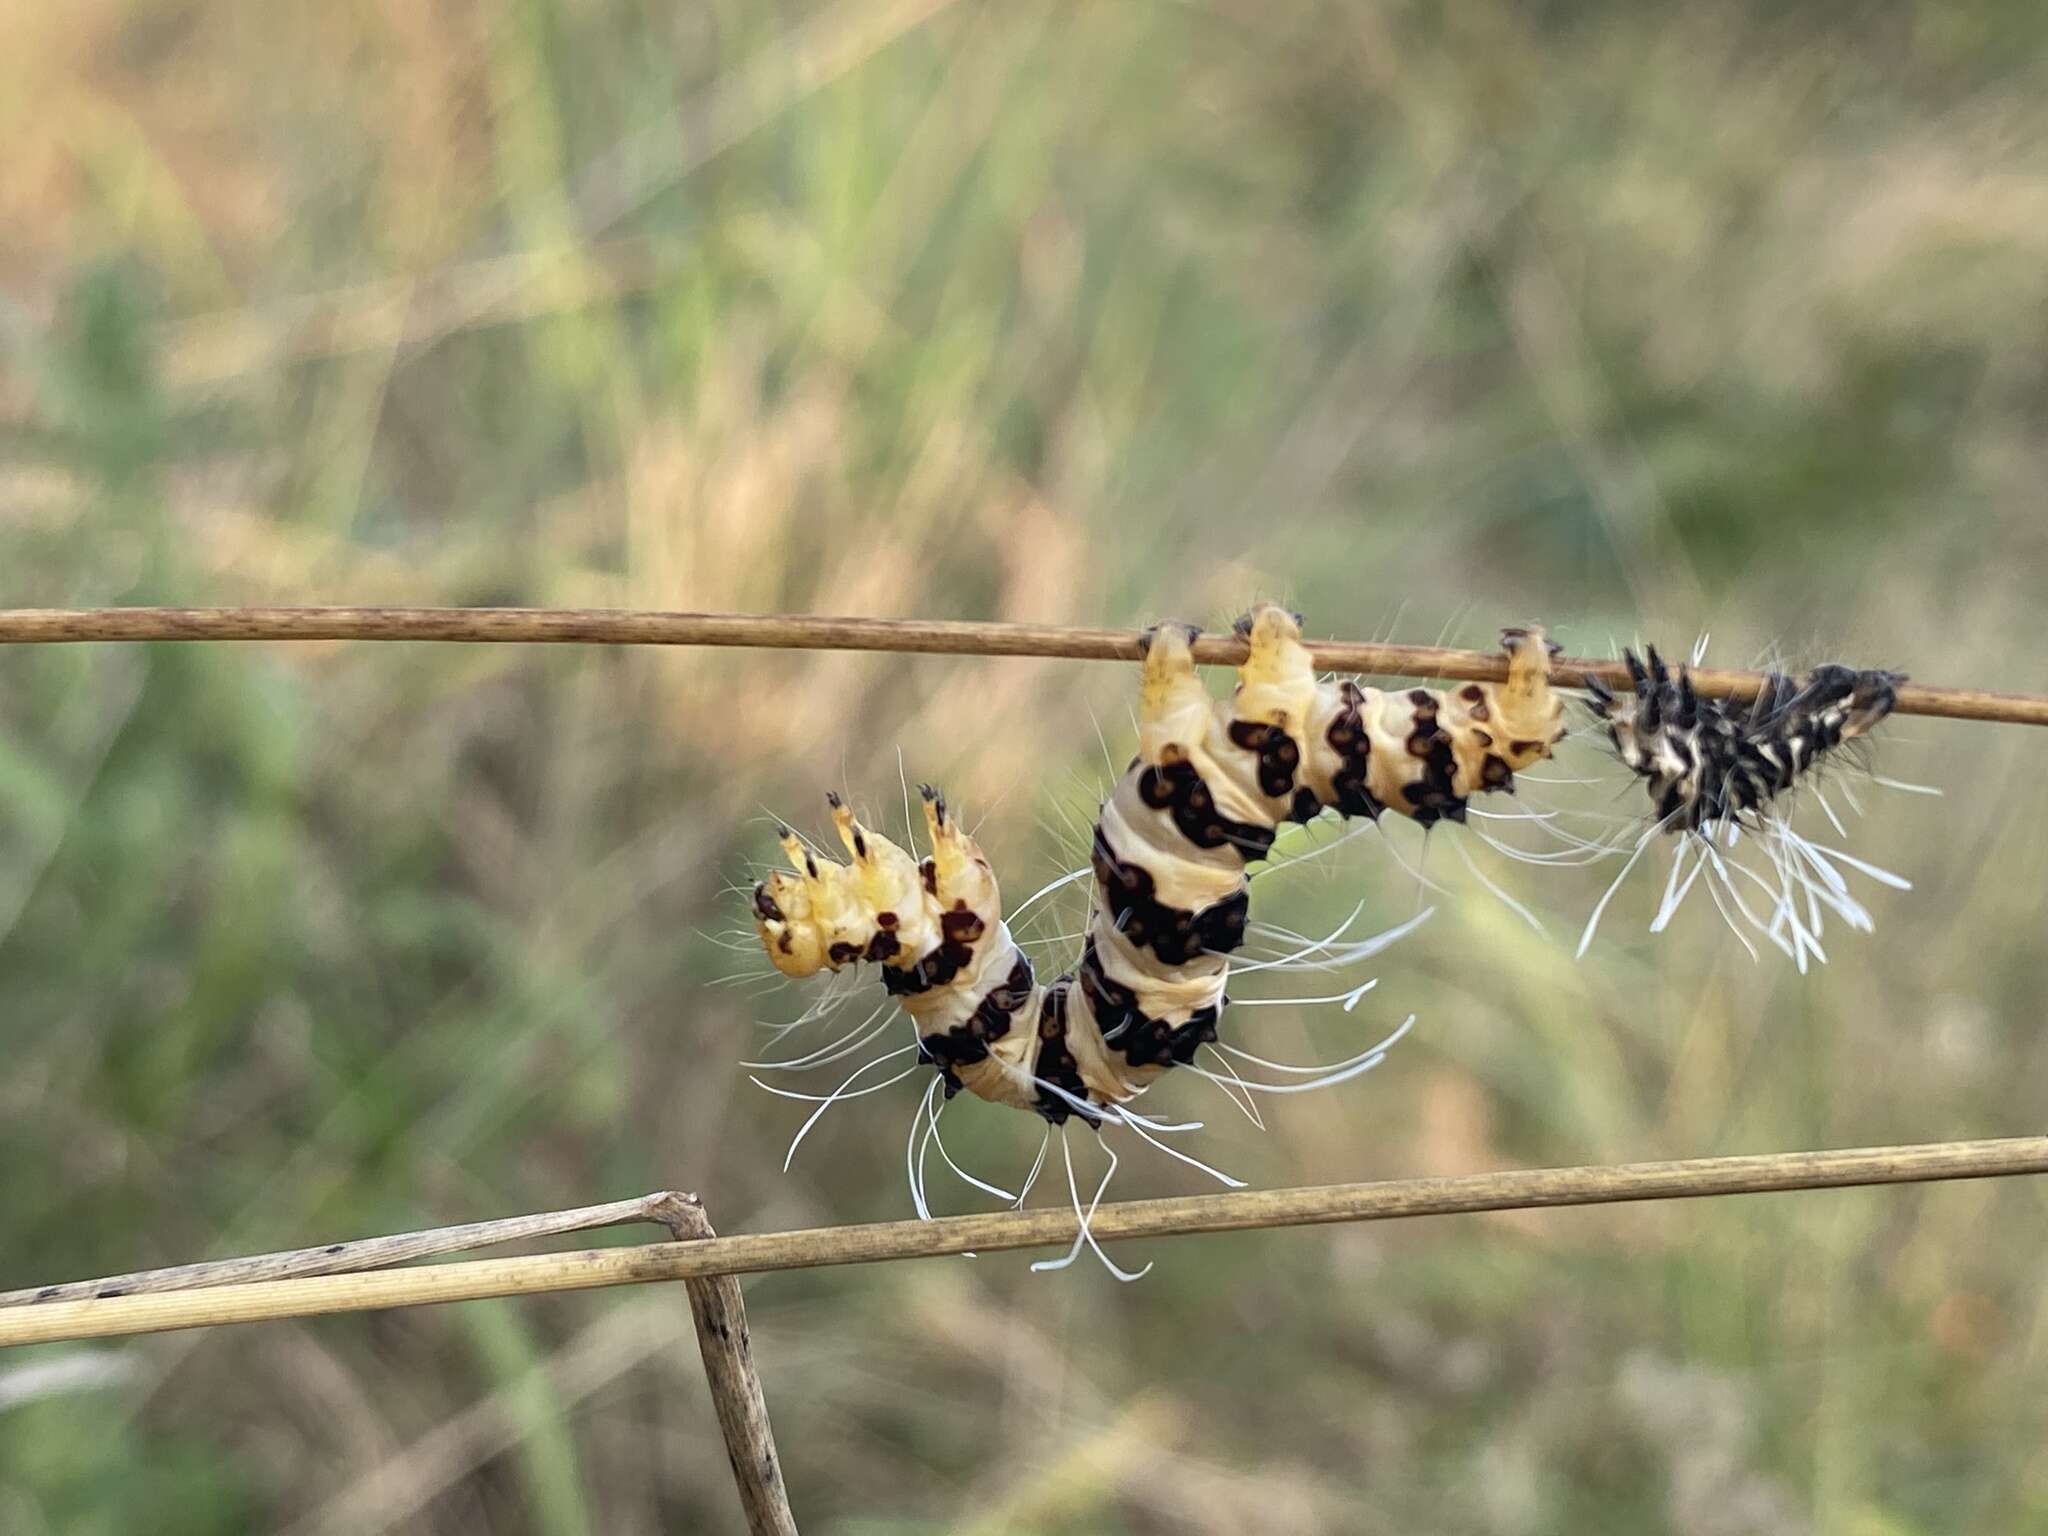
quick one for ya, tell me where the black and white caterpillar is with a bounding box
[749,605,1568,1268]
[1575,642,1920,967]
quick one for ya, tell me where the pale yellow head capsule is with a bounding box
[752,795,970,978]
[752,828,837,977]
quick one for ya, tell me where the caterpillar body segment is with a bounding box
[1295,622,1569,827]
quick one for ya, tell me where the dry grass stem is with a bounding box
[4,1138,2042,1352]
[654,1195,799,1536]
[0,608,2040,726]
[0,1191,693,1308]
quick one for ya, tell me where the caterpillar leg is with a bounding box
[1494,628,1569,751]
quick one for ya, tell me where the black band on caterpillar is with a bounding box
[1089,824,1251,967]
[750,605,1569,1126]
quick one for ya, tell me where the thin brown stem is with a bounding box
[654,1195,800,1536]
[0,607,2038,726]
[3,1137,2043,1349]
[0,1192,689,1308]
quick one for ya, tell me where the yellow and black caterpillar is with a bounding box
[751,604,1568,1127]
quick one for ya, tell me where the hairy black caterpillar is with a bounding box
[1574,642,1921,966]
[1588,647,1902,832]
[749,604,1568,1271]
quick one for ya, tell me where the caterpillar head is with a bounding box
[752,797,928,977]
[753,858,829,977]
[752,824,848,977]
[1802,663,1906,740]
[752,790,1002,980]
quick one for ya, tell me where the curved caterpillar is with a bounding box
[1575,643,1918,966]
[750,605,1568,1193]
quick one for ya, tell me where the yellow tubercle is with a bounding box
[830,795,925,925]
[1231,604,1319,732]
[1137,622,1212,766]
[1491,625,1567,753]
[920,784,1002,920]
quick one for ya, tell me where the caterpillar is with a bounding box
[1573,642,1922,966]
[749,604,1568,1270]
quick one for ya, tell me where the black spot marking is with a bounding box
[1323,682,1382,821]
[1136,759,1276,859]
[1399,696,1466,823]
[915,953,1033,1096]
[1031,982,1101,1126]
[1227,719,1303,799]
[1091,826,1249,964]
[881,904,986,995]
[1079,942,1221,1071]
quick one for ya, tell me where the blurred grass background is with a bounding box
[3,1,2048,1530]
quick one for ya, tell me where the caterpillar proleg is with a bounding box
[749,604,1569,1219]
[1575,643,1919,966]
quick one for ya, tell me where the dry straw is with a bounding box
[0,606,2042,725]
[7,1139,2046,1352]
